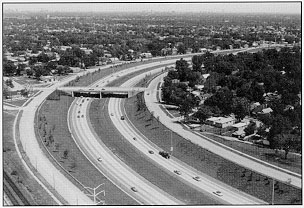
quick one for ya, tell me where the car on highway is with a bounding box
[78,111,81,113]
[89,88,94,90]
[131,187,138,192]
[148,150,154,154]
[193,176,201,181]
[96,85,99,87]
[77,115,80,118]
[159,151,170,159]
[81,115,84,118]
[133,137,137,141]
[121,116,125,120]
[97,157,102,162]
[174,170,181,175]
[110,113,114,116]
[213,191,223,197]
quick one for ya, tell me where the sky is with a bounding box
[3,1,301,14]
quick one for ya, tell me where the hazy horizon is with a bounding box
[3,2,301,15]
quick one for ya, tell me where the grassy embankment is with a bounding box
[123,80,302,205]
[3,111,57,205]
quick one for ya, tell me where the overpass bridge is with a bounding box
[57,86,146,98]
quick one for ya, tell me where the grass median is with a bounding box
[90,98,220,205]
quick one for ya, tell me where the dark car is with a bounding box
[121,116,125,120]
[131,187,138,192]
[159,151,170,159]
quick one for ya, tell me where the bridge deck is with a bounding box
[58,86,146,93]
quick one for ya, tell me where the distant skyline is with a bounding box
[3,1,301,15]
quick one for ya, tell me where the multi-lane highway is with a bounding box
[14,45,293,205]
[144,72,302,189]
[68,65,183,205]
[107,67,266,205]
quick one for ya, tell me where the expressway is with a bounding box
[66,46,286,204]
[144,73,302,188]
[68,65,182,205]
[14,45,287,205]
[107,67,266,205]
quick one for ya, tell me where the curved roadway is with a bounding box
[144,73,302,188]
[107,68,266,205]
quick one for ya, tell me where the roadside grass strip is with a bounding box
[124,83,302,205]
[36,96,137,205]
[7,110,61,205]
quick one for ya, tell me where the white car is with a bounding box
[97,157,102,162]
[193,176,201,181]
[213,191,223,197]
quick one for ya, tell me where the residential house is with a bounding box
[140,53,152,58]
[258,107,273,115]
[213,117,235,128]
[206,117,223,126]
[231,122,248,132]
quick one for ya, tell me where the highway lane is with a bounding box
[68,65,183,205]
[107,67,266,205]
[144,73,302,189]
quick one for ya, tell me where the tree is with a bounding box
[16,63,26,76]
[33,65,47,80]
[37,52,50,63]
[232,97,250,121]
[187,71,202,88]
[3,61,17,76]
[175,58,190,82]
[194,105,213,123]
[192,55,204,72]
[179,94,197,120]
[204,87,233,115]
[249,83,265,103]
[26,68,34,77]
[273,133,301,159]
[177,44,186,54]
[20,89,28,97]
[5,79,14,88]
[244,121,256,136]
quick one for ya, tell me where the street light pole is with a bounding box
[170,130,173,155]
[272,178,275,205]
[84,183,105,205]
